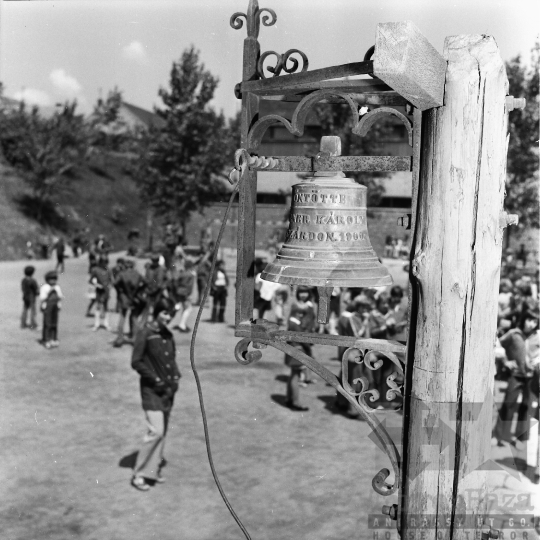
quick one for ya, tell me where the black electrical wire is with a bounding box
[188,177,252,540]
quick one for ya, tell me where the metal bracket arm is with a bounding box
[234,335,403,497]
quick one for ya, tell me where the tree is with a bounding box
[313,101,401,207]
[0,100,88,221]
[135,47,237,237]
[505,42,539,244]
[89,87,131,153]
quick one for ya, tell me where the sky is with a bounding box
[0,0,538,119]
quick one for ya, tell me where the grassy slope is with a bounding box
[0,158,148,260]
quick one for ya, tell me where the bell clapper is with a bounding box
[317,287,333,324]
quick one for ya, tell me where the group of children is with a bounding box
[281,284,408,413]
[21,266,63,349]
[492,275,540,447]
[85,253,199,347]
[20,242,231,352]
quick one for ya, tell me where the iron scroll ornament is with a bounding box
[234,334,404,496]
[257,49,309,79]
[230,1,277,39]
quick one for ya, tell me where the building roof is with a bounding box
[118,101,165,130]
[0,95,22,111]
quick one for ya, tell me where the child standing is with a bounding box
[283,287,317,411]
[90,256,112,331]
[40,271,64,349]
[335,296,373,417]
[169,259,196,332]
[21,265,39,329]
[210,260,229,323]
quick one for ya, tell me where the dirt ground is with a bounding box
[0,254,429,540]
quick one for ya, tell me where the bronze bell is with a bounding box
[261,136,393,322]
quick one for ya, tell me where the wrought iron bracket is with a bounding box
[245,90,413,151]
[233,321,404,497]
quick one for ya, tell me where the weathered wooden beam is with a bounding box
[240,60,373,94]
[373,21,446,111]
[248,155,412,172]
[401,36,510,539]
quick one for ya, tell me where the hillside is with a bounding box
[0,157,148,260]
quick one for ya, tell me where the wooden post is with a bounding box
[401,35,509,539]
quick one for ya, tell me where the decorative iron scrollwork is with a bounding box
[234,330,404,497]
[234,338,265,365]
[246,89,413,150]
[257,49,309,79]
[230,0,277,39]
[341,346,404,413]
[364,45,375,62]
[354,107,413,146]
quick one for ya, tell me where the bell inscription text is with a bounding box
[290,213,366,226]
[285,230,367,242]
[293,192,347,204]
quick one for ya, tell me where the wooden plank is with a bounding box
[248,155,412,172]
[401,36,509,539]
[241,60,373,94]
[373,21,446,111]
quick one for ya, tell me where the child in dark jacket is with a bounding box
[21,265,39,329]
[210,260,229,323]
[40,271,64,349]
[283,286,317,411]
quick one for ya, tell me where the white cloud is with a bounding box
[49,68,82,98]
[121,41,148,63]
[12,88,52,107]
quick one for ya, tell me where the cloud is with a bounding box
[49,68,82,98]
[121,41,148,63]
[12,88,52,107]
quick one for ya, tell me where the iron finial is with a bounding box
[230,0,277,39]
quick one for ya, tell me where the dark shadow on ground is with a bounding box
[317,395,350,417]
[270,394,288,409]
[274,374,288,383]
[119,451,138,469]
[317,394,370,421]
[496,456,528,471]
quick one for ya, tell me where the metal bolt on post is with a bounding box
[505,96,526,111]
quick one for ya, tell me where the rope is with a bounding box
[189,169,252,540]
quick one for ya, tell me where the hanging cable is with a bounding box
[189,162,252,540]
